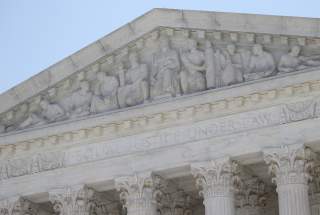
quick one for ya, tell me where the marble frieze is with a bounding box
[2,26,320,134]
[0,93,319,181]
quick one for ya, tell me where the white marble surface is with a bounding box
[1,8,320,215]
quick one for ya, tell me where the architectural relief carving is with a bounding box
[180,39,206,94]
[158,190,194,215]
[310,161,320,215]
[115,173,163,215]
[90,71,119,113]
[263,144,313,186]
[118,52,149,107]
[49,186,97,215]
[235,177,268,215]
[213,43,245,87]
[278,46,320,73]
[244,44,276,81]
[282,99,316,122]
[0,97,311,181]
[0,197,39,215]
[64,81,93,118]
[151,36,181,99]
[263,144,314,215]
[191,157,240,215]
[0,151,65,180]
[18,99,66,130]
[3,10,320,215]
[3,27,320,133]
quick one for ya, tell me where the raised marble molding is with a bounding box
[0,79,319,156]
[3,25,320,134]
[0,80,320,181]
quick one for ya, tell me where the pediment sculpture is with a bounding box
[1,27,320,134]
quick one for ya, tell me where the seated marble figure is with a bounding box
[278,45,320,73]
[90,71,119,113]
[151,36,181,98]
[117,52,148,108]
[244,44,276,81]
[66,81,93,118]
[214,44,245,87]
[18,99,65,129]
[180,39,206,94]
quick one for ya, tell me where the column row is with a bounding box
[0,143,318,215]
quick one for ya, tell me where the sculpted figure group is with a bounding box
[2,35,320,133]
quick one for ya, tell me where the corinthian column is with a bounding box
[49,185,97,215]
[310,163,320,215]
[191,157,239,215]
[115,172,162,215]
[263,143,313,215]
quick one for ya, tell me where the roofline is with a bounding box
[1,8,320,113]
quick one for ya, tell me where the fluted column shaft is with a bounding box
[125,187,156,215]
[278,183,310,215]
[115,172,161,215]
[203,192,235,215]
[191,157,238,215]
[264,144,313,215]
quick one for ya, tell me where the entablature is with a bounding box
[2,10,320,136]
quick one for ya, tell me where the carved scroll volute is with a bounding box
[191,157,240,199]
[263,143,314,186]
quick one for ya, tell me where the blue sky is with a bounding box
[1,0,320,93]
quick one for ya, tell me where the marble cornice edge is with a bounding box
[1,79,320,158]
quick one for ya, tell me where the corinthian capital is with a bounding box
[0,197,39,215]
[49,185,97,215]
[310,161,320,196]
[115,172,163,210]
[263,143,313,186]
[191,157,239,198]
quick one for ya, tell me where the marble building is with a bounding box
[1,8,320,215]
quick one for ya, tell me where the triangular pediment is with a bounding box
[1,8,320,134]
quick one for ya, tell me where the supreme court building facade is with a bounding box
[1,8,320,215]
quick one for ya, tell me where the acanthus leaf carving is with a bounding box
[263,143,314,186]
[0,197,39,215]
[191,157,239,199]
[115,173,163,215]
[235,176,268,212]
[49,185,98,215]
[282,99,316,122]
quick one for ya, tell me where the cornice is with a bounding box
[0,77,319,160]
